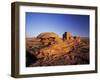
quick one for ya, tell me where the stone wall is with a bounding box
[63,32,80,43]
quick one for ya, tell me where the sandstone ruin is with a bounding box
[63,32,80,43]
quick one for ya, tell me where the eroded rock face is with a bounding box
[37,32,63,45]
[26,32,89,67]
[37,32,60,39]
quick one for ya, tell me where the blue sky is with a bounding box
[26,12,89,37]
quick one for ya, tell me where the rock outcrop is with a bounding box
[37,32,63,45]
[26,32,89,67]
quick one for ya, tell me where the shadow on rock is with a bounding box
[26,51,38,67]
